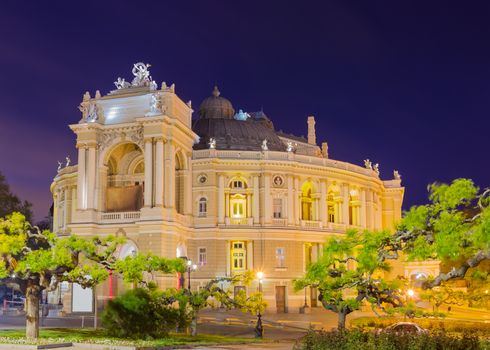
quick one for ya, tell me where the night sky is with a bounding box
[1,1,489,222]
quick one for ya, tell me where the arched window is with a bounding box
[301,182,314,221]
[327,193,335,223]
[198,197,207,217]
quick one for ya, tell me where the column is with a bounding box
[164,141,175,208]
[246,241,254,270]
[342,184,349,225]
[63,189,69,229]
[76,145,86,209]
[366,189,373,229]
[246,193,252,218]
[312,244,318,263]
[184,155,193,215]
[86,146,96,209]
[360,189,367,228]
[71,187,77,220]
[263,174,271,224]
[287,176,294,225]
[144,138,153,207]
[154,138,164,207]
[98,165,108,212]
[319,181,327,226]
[294,178,300,224]
[376,194,383,230]
[53,192,58,232]
[225,192,230,218]
[253,176,259,223]
[218,175,225,224]
[313,195,319,221]
[225,241,231,276]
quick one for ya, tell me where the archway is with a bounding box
[301,182,314,221]
[105,143,144,212]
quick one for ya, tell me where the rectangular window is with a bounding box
[276,247,285,268]
[273,198,282,218]
[199,198,207,217]
[198,247,207,266]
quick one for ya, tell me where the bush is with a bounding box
[101,288,179,339]
[293,329,488,350]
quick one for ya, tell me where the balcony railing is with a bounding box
[271,218,287,226]
[300,220,322,229]
[100,211,141,223]
[226,217,253,226]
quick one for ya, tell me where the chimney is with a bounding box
[307,116,316,145]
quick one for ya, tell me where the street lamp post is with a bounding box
[304,286,308,308]
[186,260,197,291]
[255,271,264,338]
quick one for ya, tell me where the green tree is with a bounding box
[294,230,403,330]
[393,179,490,289]
[420,284,465,312]
[0,212,183,339]
[0,171,32,222]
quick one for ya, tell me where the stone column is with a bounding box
[218,175,225,224]
[246,193,252,218]
[320,181,327,226]
[253,176,259,223]
[366,190,373,229]
[98,165,108,212]
[342,184,349,225]
[184,155,193,215]
[53,192,58,232]
[86,146,96,209]
[246,241,254,270]
[144,138,153,207]
[164,141,175,208]
[360,189,367,228]
[225,240,231,276]
[71,187,77,220]
[294,177,300,224]
[287,176,294,225]
[76,145,86,209]
[63,189,69,229]
[225,192,230,218]
[311,244,318,263]
[263,174,271,224]
[154,138,164,207]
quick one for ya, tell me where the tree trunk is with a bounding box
[26,281,40,339]
[338,310,347,330]
[190,315,198,336]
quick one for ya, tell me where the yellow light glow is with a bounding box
[407,289,415,297]
[256,271,264,280]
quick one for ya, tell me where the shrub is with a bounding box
[293,329,488,350]
[101,288,179,339]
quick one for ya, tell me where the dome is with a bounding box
[198,86,235,119]
[192,115,286,152]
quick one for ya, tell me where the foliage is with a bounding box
[393,179,490,288]
[420,284,466,311]
[0,172,32,222]
[293,328,487,350]
[102,287,179,339]
[0,212,183,339]
[294,229,404,329]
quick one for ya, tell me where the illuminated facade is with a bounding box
[51,64,413,312]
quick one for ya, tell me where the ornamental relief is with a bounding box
[97,127,144,153]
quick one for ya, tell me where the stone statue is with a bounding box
[65,156,71,167]
[132,62,151,86]
[394,170,401,180]
[57,161,62,172]
[261,139,268,151]
[149,93,161,114]
[114,77,130,89]
[373,163,380,175]
[209,138,216,149]
[364,159,373,170]
[286,141,294,152]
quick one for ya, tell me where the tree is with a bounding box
[420,283,465,312]
[0,171,32,222]
[294,230,404,330]
[392,179,490,289]
[0,212,183,339]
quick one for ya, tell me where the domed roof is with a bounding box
[198,86,235,119]
[192,114,286,152]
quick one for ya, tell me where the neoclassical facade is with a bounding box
[51,63,412,313]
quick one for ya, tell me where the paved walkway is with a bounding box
[174,344,294,350]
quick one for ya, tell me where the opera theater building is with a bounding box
[51,63,414,313]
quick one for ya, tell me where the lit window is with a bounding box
[232,180,243,189]
[198,247,207,266]
[230,194,246,218]
[273,198,282,218]
[198,197,207,217]
[276,247,285,268]
[232,241,246,271]
[327,194,335,223]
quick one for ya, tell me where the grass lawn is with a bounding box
[0,328,264,347]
